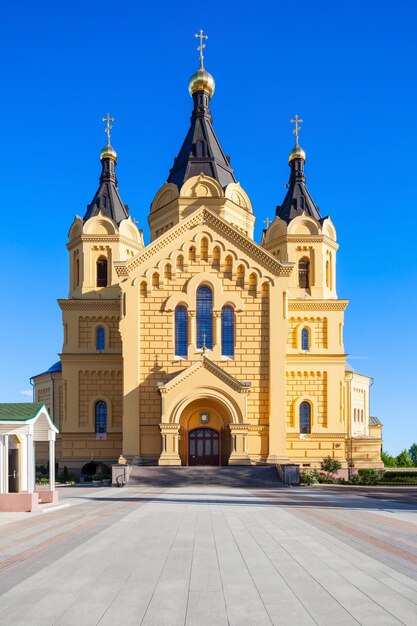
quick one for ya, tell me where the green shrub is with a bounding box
[92,472,104,481]
[58,465,77,484]
[321,456,342,476]
[299,471,313,485]
[357,469,383,485]
[383,471,417,480]
[36,476,50,485]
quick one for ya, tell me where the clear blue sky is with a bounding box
[0,0,415,454]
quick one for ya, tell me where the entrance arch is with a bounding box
[178,398,232,466]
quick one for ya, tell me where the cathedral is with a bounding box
[32,41,383,471]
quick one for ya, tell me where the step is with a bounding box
[127,465,283,489]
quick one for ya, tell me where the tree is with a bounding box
[381,450,396,467]
[408,443,417,467]
[321,456,342,476]
[396,449,413,468]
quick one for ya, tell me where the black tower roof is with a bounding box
[276,152,321,223]
[167,89,236,189]
[83,151,129,225]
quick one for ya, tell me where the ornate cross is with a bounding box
[291,114,303,144]
[263,217,272,228]
[102,113,115,144]
[195,29,208,68]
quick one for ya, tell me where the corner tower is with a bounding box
[148,32,255,241]
[262,118,338,300]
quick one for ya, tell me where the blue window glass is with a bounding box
[175,306,188,358]
[300,402,311,434]
[95,401,107,434]
[196,285,213,349]
[96,327,105,351]
[301,328,309,351]
[221,305,234,358]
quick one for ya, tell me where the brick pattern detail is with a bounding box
[78,316,121,349]
[139,261,270,425]
[286,371,328,428]
[287,317,328,349]
[78,370,122,428]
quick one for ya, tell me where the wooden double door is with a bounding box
[188,428,219,466]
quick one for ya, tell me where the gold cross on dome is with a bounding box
[195,29,208,68]
[102,113,115,145]
[263,217,272,228]
[291,114,303,144]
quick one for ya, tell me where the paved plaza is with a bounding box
[0,468,416,625]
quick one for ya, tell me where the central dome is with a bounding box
[188,68,215,97]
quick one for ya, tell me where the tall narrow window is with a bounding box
[97,258,108,287]
[96,326,105,351]
[300,401,311,434]
[221,305,234,358]
[176,255,184,271]
[164,264,172,281]
[237,264,245,287]
[196,285,213,349]
[200,237,208,261]
[175,306,188,359]
[301,328,310,351]
[212,246,220,269]
[299,258,310,289]
[95,401,107,434]
[188,246,196,262]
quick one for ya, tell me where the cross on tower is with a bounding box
[291,114,303,144]
[195,29,208,68]
[263,217,272,228]
[102,113,115,145]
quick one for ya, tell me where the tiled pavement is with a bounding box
[0,471,416,625]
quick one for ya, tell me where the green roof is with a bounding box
[0,403,43,422]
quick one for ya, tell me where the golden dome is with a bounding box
[100,143,117,161]
[188,68,215,97]
[288,143,306,163]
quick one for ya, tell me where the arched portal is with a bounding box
[178,397,232,466]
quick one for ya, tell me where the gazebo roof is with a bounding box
[0,403,58,436]
[0,403,44,421]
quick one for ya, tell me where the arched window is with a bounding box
[301,328,310,351]
[326,260,330,288]
[221,305,234,358]
[212,246,220,269]
[140,281,147,297]
[200,238,208,261]
[299,258,310,289]
[237,264,245,287]
[96,258,108,287]
[152,272,159,288]
[95,401,107,434]
[196,285,213,349]
[188,246,196,262]
[249,273,257,293]
[96,326,105,351]
[300,402,311,434]
[175,306,188,359]
[224,255,233,277]
[164,264,172,281]
[176,255,184,271]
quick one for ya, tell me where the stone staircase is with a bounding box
[127,465,283,489]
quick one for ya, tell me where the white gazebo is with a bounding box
[0,403,59,512]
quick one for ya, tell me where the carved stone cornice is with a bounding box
[114,207,294,279]
[288,300,348,312]
[58,299,121,311]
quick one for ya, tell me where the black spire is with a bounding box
[83,148,129,225]
[167,88,237,189]
[275,150,321,223]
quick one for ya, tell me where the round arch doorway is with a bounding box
[178,398,233,466]
[188,428,219,466]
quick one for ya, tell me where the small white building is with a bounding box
[0,403,58,511]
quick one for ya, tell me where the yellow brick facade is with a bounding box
[32,80,382,472]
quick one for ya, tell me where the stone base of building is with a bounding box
[158,454,182,466]
[228,453,251,465]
